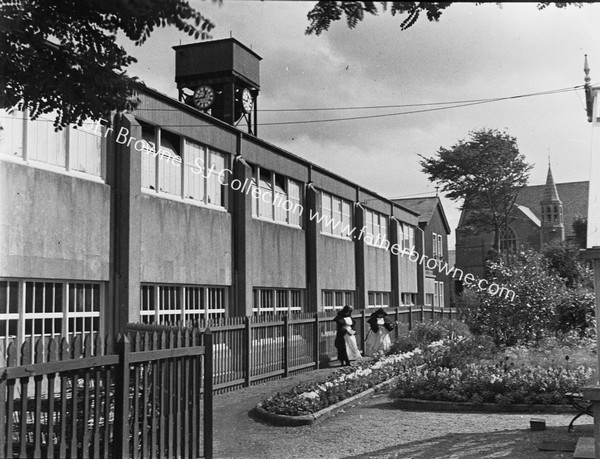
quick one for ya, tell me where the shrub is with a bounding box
[554,288,596,338]
[389,320,472,354]
[463,248,567,346]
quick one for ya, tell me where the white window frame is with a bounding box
[320,192,353,240]
[438,281,445,308]
[0,108,106,182]
[252,287,304,314]
[140,284,227,324]
[0,279,103,352]
[367,290,390,308]
[251,166,303,228]
[140,125,230,211]
[364,209,389,248]
[322,289,354,310]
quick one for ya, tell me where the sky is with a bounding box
[119,1,600,249]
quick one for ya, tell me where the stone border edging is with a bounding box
[252,375,401,426]
[393,398,577,413]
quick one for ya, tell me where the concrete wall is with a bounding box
[364,245,391,292]
[139,194,232,285]
[0,161,110,280]
[249,219,305,288]
[398,255,418,293]
[316,235,355,291]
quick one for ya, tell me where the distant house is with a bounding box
[393,196,451,308]
[455,164,589,280]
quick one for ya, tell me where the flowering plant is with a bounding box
[261,350,422,416]
[391,339,595,405]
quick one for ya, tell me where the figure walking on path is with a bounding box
[333,305,362,366]
[365,307,394,356]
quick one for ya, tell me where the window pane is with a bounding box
[70,123,102,176]
[141,126,157,190]
[158,131,182,196]
[0,109,24,157]
[288,180,302,226]
[366,211,373,239]
[206,150,226,206]
[259,169,273,219]
[321,192,332,233]
[331,197,342,236]
[274,174,287,223]
[184,139,205,201]
[380,216,388,243]
[27,112,66,167]
[341,201,351,238]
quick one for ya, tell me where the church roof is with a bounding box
[515,181,588,238]
[393,196,451,234]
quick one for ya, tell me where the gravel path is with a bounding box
[212,367,593,459]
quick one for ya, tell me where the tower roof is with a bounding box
[541,164,561,203]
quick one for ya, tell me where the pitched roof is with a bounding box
[516,181,588,238]
[393,196,451,234]
[516,205,541,227]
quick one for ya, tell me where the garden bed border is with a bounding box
[393,397,578,413]
[253,375,402,426]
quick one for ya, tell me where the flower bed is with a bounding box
[259,350,421,417]
[390,335,595,406]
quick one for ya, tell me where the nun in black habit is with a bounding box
[332,305,362,366]
[365,307,394,356]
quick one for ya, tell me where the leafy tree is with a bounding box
[543,241,590,288]
[554,288,596,338]
[420,128,532,251]
[305,2,587,35]
[462,248,566,346]
[0,0,217,129]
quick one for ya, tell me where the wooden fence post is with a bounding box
[408,305,413,331]
[361,309,367,351]
[115,335,130,459]
[204,329,214,459]
[283,315,289,378]
[244,317,251,387]
[314,313,320,369]
[420,304,425,323]
[395,307,400,340]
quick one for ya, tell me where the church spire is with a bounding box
[540,162,564,247]
[542,163,560,203]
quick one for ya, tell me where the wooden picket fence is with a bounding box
[128,305,459,394]
[0,329,214,459]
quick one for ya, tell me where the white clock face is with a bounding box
[242,88,253,113]
[193,85,215,110]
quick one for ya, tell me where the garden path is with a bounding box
[212,365,593,459]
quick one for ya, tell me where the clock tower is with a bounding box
[173,38,261,135]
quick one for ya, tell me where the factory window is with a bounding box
[320,192,353,239]
[0,279,102,357]
[141,124,229,209]
[364,209,389,248]
[140,284,226,325]
[0,108,104,179]
[367,291,390,308]
[252,288,304,314]
[401,293,416,305]
[322,290,354,310]
[251,166,303,227]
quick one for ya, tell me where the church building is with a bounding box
[455,165,589,280]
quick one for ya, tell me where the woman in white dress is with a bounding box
[365,308,394,356]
